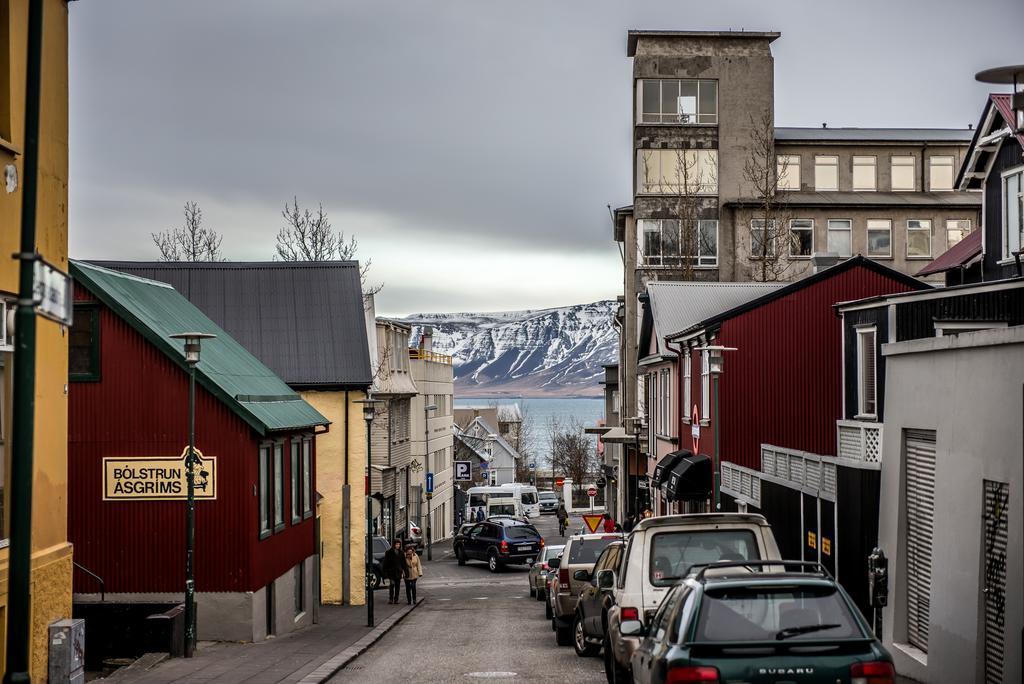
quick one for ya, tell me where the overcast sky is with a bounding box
[68,0,1023,316]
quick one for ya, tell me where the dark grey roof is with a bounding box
[725,191,981,209]
[775,127,974,143]
[90,261,372,389]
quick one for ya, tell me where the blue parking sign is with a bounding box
[426,472,434,494]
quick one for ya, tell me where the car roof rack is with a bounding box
[690,560,833,583]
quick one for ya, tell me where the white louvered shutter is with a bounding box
[983,480,1009,684]
[904,429,936,653]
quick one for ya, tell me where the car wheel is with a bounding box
[555,620,572,647]
[456,546,466,566]
[603,634,630,684]
[487,551,501,573]
[545,597,553,620]
[529,584,536,598]
[535,588,545,602]
[573,614,599,657]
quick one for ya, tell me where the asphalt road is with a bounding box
[330,512,605,683]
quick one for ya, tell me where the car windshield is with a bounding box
[469,494,487,507]
[567,537,618,565]
[695,585,863,643]
[543,545,564,561]
[505,526,539,540]
[522,492,538,505]
[539,492,557,501]
[649,530,759,586]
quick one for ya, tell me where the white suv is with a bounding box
[602,513,782,683]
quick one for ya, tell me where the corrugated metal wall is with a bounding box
[715,266,919,470]
[69,295,315,594]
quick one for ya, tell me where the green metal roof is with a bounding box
[71,260,330,435]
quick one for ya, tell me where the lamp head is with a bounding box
[425,403,438,412]
[356,398,383,423]
[169,332,217,366]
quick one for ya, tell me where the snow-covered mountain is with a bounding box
[402,301,617,397]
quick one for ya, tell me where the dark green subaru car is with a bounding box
[625,561,895,684]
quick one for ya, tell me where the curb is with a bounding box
[299,598,423,683]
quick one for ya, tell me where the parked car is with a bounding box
[528,544,564,601]
[604,513,782,683]
[573,540,625,658]
[538,490,560,514]
[406,517,423,553]
[546,557,562,620]
[368,535,391,590]
[453,518,544,572]
[628,560,893,684]
[552,533,624,647]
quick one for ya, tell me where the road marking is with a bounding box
[471,597,489,600]
[436,598,452,601]
[464,673,517,679]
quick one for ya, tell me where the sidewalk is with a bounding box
[104,598,419,684]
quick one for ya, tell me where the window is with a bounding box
[853,156,876,191]
[637,218,718,267]
[856,327,877,418]
[749,219,777,259]
[649,530,759,586]
[891,156,915,191]
[826,219,852,257]
[302,438,313,517]
[658,370,670,437]
[866,220,892,258]
[907,219,932,258]
[69,306,100,381]
[273,443,285,531]
[682,351,691,423]
[934,321,1008,337]
[776,155,800,190]
[928,156,954,191]
[789,219,813,257]
[814,156,839,191]
[637,149,718,195]
[696,585,860,643]
[1003,168,1023,260]
[903,429,936,653]
[700,350,710,422]
[258,444,272,538]
[945,219,971,248]
[638,79,718,125]
[290,441,301,524]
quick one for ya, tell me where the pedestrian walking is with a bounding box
[381,538,408,604]
[556,503,569,536]
[404,546,422,605]
[602,513,616,533]
[476,507,485,522]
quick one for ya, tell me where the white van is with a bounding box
[511,484,540,518]
[466,485,523,521]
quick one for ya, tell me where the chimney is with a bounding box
[419,326,433,353]
[811,252,841,273]
[822,122,828,129]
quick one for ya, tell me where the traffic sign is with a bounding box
[582,514,603,534]
[454,461,471,481]
[587,486,598,498]
[555,477,564,488]
[596,477,606,489]
[528,462,536,470]
[426,472,434,494]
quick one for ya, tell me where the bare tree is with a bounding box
[151,201,224,261]
[548,416,599,497]
[274,197,383,298]
[743,111,794,282]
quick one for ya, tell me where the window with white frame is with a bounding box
[866,219,892,258]
[945,219,971,248]
[856,327,877,418]
[659,369,670,437]
[302,438,313,517]
[853,156,876,191]
[750,219,777,259]
[1003,168,1023,260]
[638,218,718,267]
[637,149,718,195]
[928,156,954,191]
[777,155,800,190]
[827,219,852,257]
[815,156,839,191]
[290,440,301,524]
[273,443,285,531]
[682,350,691,423]
[258,444,272,538]
[638,79,718,125]
[891,156,915,191]
[907,219,932,258]
[789,219,813,257]
[700,350,710,422]
[934,321,1008,337]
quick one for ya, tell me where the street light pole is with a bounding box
[423,403,436,561]
[170,332,216,658]
[357,399,381,628]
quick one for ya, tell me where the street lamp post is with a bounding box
[423,403,437,561]
[170,332,216,658]
[357,398,382,627]
[704,346,735,512]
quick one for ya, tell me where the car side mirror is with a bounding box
[547,558,561,570]
[597,569,615,591]
[573,569,591,582]
[620,619,645,637]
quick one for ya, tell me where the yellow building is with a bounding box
[0,0,73,680]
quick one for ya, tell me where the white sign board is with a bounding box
[33,259,73,326]
[454,460,472,481]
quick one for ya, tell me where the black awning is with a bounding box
[652,450,691,487]
[664,453,712,501]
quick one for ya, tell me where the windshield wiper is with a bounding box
[775,623,842,640]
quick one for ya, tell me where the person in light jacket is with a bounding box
[404,546,423,605]
[382,539,408,604]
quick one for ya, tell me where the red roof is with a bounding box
[991,94,1024,149]
[916,228,982,276]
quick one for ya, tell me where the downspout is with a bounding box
[341,390,351,605]
[666,335,686,517]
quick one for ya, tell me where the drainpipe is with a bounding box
[666,335,686,516]
[341,390,351,605]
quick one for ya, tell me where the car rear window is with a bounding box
[695,585,863,643]
[542,545,564,561]
[505,526,539,540]
[567,537,618,565]
[489,504,516,516]
[649,530,759,586]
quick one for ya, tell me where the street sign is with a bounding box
[596,477,606,489]
[555,477,564,488]
[426,472,434,494]
[528,462,536,470]
[587,485,598,498]
[582,514,603,534]
[691,404,701,452]
[454,461,471,481]
[32,258,73,326]
[103,447,216,501]
[479,460,489,470]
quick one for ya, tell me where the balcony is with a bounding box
[760,444,838,501]
[408,349,452,365]
[720,461,761,508]
[835,420,883,466]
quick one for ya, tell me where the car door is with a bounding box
[582,544,621,636]
[478,523,500,559]
[632,585,683,684]
[465,523,484,559]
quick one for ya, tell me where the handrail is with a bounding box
[408,349,453,364]
[74,560,105,601]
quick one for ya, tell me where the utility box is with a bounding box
[49,618,86,684]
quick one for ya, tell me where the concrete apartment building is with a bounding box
[611,29,980,519]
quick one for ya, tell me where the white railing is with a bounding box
[836,420,883,466]
[720,461,761,508]
[761,444,838,501]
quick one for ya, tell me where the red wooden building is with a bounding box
[68,261,329,643]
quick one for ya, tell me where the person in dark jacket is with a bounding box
[381,538,408,604]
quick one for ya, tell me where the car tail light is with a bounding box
[667,666,719,683]
[500,540,509,554]
[540,562,548,570]
[851,661,895,684]
[411,526,420,534]
[539,538,545,548]
[558,568,570,590]
[620,606,640,621]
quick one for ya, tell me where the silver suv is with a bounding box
[603,513,781,683]
[551,533,624,646]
